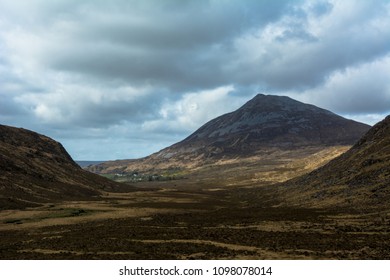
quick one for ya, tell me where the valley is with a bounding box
[1,96,389,260]
[2,0,389,267]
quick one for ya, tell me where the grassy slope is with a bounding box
[278,116,390,210]
[0,125,135,210]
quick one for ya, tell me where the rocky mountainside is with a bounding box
[178,94,368,149]
[88,94,370,175]
[0,124,132,210]
[280,115,390,209]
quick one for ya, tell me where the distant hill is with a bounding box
[0,124,133,210]
[88,94,370,175]
[280,115,390,209]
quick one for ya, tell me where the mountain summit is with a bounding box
[88,94,370,174]
[176,94,369,153]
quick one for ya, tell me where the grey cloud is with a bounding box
[318,78,390,115]
[1,0,390,160]
[78,94,163,127]
[230,2,390,91]
[322,88,390,115]
[8,0,291,92]
[3,0,389,93]
[0,97,26,119]
[296,55,390,116]
[0,69,37,121]
[276,28,318,43]
[19,87,166,129]
[310,1,333,17]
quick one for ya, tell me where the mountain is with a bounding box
[0,124,133,210]
[179,94,368,148]
[88,94,370,175]
[280,115,390,209]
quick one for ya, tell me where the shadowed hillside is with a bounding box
[279,115,390,210]
[0,124,134,210]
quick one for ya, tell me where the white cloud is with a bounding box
[15,84,155,127]
[142,85,248,134]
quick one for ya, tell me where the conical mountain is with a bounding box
[88,94,370,174]
[0,124,133,210]
[281,115,390,209]
[173,94,369,153]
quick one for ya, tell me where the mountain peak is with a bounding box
[241,94,331,115]
[87,94,371,174]
[180,94,369,149]
[251,93,289,101]
[244,93,291,106]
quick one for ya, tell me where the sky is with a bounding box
[0,0,389,160]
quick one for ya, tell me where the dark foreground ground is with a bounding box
[1,181,389,260]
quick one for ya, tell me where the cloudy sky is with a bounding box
[1,0,389,160]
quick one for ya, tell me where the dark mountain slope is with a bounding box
[88,94,370,174]
[0,124,133,210]
[280,115,390,209]
[179,94,369,151]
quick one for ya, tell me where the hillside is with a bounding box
[279,115,390,209]
[0,124,133,210]
[88,94,370,177]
